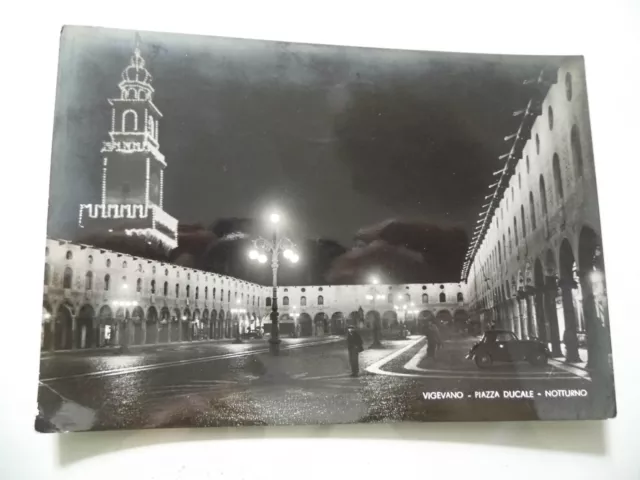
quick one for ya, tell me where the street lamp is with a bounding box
[248,210,300,355]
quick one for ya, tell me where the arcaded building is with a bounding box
[42,238,467,351]
[464,58,610,372]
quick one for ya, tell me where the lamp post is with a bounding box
[365,275,385,348]
[248,211,299,355]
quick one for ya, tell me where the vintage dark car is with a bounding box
[466,329,550,368]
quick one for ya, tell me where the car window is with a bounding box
[496,332,516,342]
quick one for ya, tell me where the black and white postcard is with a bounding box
[36,26,615,432]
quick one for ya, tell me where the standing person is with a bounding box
[426,322,442,360]
[346,325,364,377]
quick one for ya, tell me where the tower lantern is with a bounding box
[78,46,178,249]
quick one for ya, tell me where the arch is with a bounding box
[436,309,453,327]
[331,312,346,335]
[41,302,54,351]
[170,308,181,342]
[210,309,218,339]
[75,304,95,349]
[313,312,329,335]
[553,153,564,202]
[182,308,192,341]
[382,310,398,329]
[131,306,145,345]
[158,306,170,343]
[202,309,210,340]
[418,310,436,334]
[299,312,312,337]
[63,267,73,289]
[571,125,584,178]
[453,309,469,332]
[578,226,609,370]
[347,311,360,327]
[439,292,446,303]
[145,306,158,344]
[122,109,138,131]
[559,238,581,362]
[192,308,202,340]
[54,303,73,350]
[364,310,381,330]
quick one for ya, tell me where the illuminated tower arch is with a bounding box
[79,47,178,249]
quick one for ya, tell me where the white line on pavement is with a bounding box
[365,336,425,375]
[549,359,592,380]
[40,338,341,383]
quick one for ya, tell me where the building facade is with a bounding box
[42,238,468,351]
[465,58,610,372]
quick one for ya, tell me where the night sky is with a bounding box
[48,26,567,284]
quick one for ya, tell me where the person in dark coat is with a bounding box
[346,325,364,377]
[426,322,442,360]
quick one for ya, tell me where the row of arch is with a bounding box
[41,303,261,351]
[265,309,470,337]
[477,226,610,373]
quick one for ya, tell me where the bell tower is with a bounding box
[79,47,178,249]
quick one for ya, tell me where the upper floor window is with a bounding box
[552,153,564,201]
[104,274,111,291]
[535,133,540,154]
[439,292,446,303]
[387,293,393,303]
[539,175,548,217]
[186,285,191,297]
[163,281,168,296]
[422,293,428,304]
[318,295,324,305]
[565,72,573,101]
[571,125,584,178]
[196,286,199,299]
[301,296,307,306]
[65,250,73,260]
[457,292,464,302]
[44,264,50,286]
[175,283,180,297]
[151,279,156,294]
[136,278,142,293]
[266,297,272,307]
[204,286,208,299]
[513,217,518,246]
[63,267,73,289]
[520,205,527,238]
[405,293,410,302]
[529,192,537,230]
[282,296,289,306]
[85,271,93,290]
